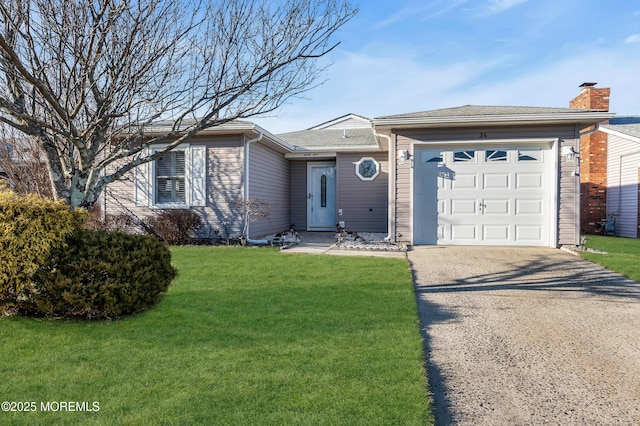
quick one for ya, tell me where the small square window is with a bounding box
[453,150,475,162]
[424,152,443,163]
[485,149,508,162]
[518,148,542,162]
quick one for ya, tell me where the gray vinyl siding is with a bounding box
[291,158,389,233]
[395,134,412,242]
[607,134,640,238]
[290,161,308,230]
[248,142,290,238]
[393,125,580,246]
[559,134,580,245]
[336,152,388,232]
[104,135,244,239]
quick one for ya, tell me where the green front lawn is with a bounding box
[1,247,431,425]
[581,235,640,282]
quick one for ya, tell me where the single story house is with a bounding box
[106,98,613,247]
[599,118,640,238]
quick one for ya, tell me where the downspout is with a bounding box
[373,129,394,242]
[579,123,601,137]
[243,132,269,245]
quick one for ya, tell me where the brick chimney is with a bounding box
[570,82,610,235]
[570,82,610,111]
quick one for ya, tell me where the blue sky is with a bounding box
[254,0,640,134]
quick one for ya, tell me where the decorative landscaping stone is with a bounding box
[561,245,608,256]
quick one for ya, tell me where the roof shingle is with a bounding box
[277,128,377,149]
[375,105,601,120]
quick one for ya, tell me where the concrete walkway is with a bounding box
[409,246,640,425]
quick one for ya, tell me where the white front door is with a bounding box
[307,162,336,231]
[414,145,554,246]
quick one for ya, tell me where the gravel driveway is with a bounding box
[409,246,640,425]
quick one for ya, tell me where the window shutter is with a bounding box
[134,160,151,206]
[188,146,206,206]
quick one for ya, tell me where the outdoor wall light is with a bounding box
[561,146,578,162]
[397,150,411,164]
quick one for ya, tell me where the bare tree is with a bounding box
[0,125,52,197]
[0,0,357,208]
[231,197,273,244]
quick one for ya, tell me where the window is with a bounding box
[134,145,206,208]
[1,143,13,159]
[320,174,327,207]
[423,151,443,163]
[485,149,507,162]
[355,157,380,181]
[518,148,542,162]
[453,150,475,162]
[155,151,186,204]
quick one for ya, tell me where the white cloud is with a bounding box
[434,50,640,115]
[255,52,501,133]
[374,0,469,29]
[625,34,640,43]
[480,0,528,17]
[255,47,640,134]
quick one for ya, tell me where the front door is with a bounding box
[307,162,336,231]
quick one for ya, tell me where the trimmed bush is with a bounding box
[0,190,86,312]
[145,209,202,245]
[27,229,177,319]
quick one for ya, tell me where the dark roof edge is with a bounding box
[373,112,615,129]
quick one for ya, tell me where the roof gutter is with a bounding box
[579,122,601,137]
[142,121,295,153]
[373,112,615,129]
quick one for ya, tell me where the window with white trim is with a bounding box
[134,145,207,208]
[355,157,380,181]
[422,151,444,163]
[453,150,476,162]
[485,149,508,162]
[155,151,186,204]
[518,148,542,162]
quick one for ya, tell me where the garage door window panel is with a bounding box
[422,151,444,163]
[453,150,476,163]
[518,148,543,162]
[485,149,508,162]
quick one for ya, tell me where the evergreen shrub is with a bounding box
[28,229,177,319]
[0,190,86,311]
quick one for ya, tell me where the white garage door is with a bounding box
[413,145,553,246]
